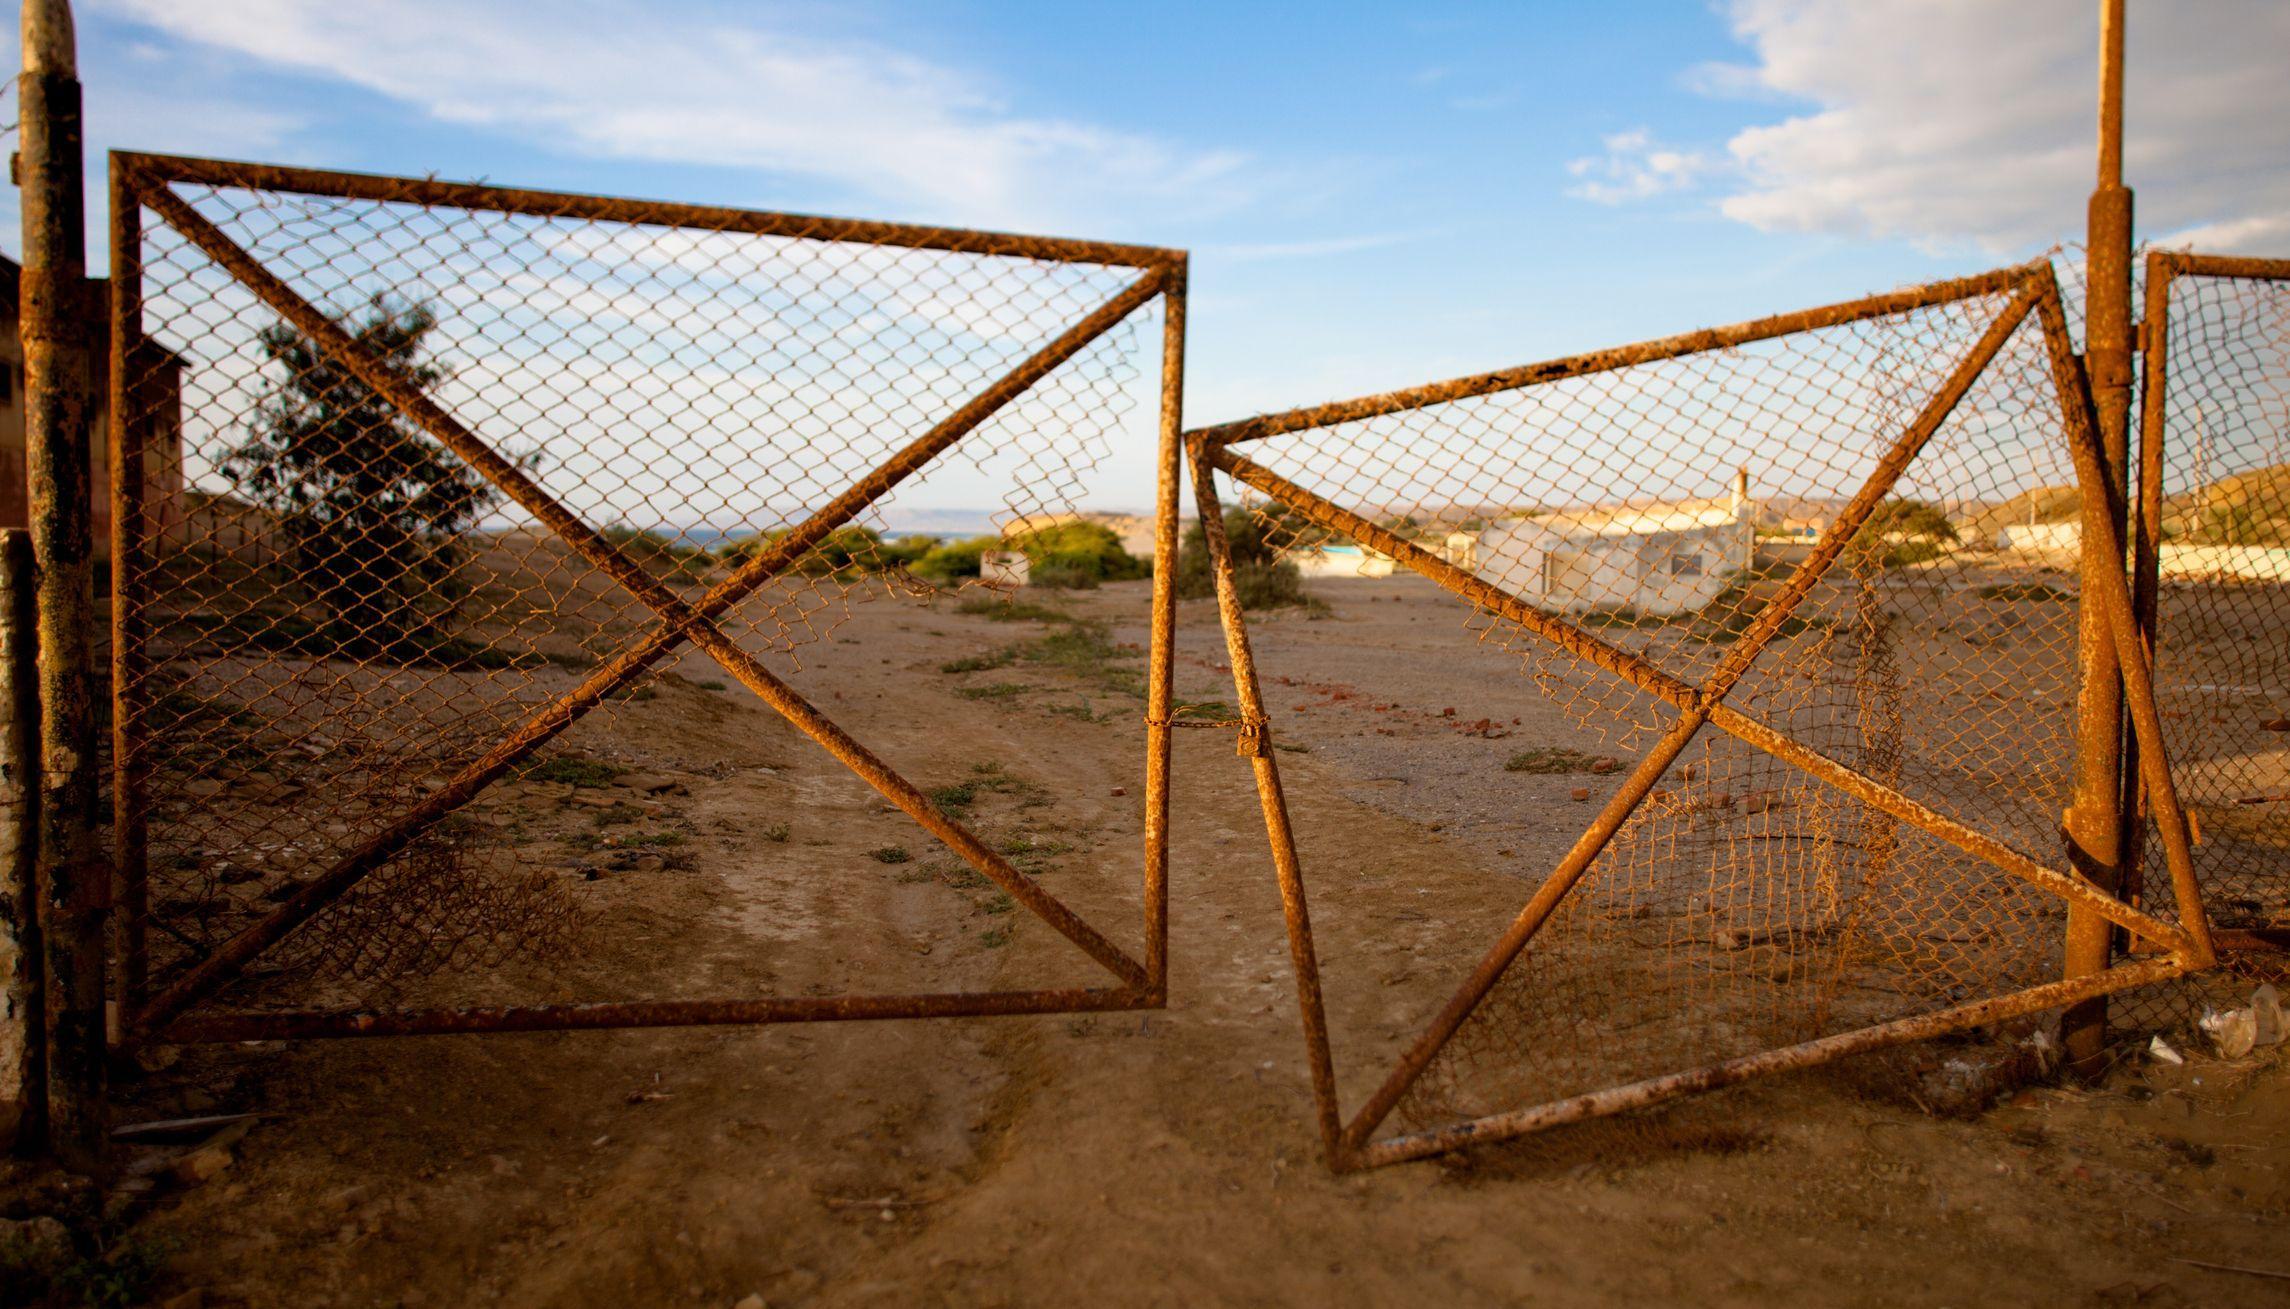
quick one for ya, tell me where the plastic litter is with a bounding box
[2199,983,2285,1060]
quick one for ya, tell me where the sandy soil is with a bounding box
[26,577,2290,1307]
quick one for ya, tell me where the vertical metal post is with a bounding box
[1141,260,1186,999]
[19,0,108,1170]
[0,532,39,1152]
[1186,447,1345,1168]
[2063,0,2135,1073]
[2119,254,2175,934]
[108,154,147,1014]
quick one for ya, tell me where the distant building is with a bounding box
[980,549,1030,587]
[1292,543,1395,579]
[0,256,186,553]
[1995,521,2081,552]
[1475,473,1753,618]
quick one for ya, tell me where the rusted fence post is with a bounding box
[0,531,38,1153]
[2063,0,2135,1074]
[19,0,108,1170]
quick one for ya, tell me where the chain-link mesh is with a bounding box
[114,160,1170,1019]
[2109,258,2290,1041]
[1196,265,2190,1157]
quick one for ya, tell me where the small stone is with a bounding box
[571,791,620,808]
[1109,787,1126,797]
[172,1144,235,1185]
[734,1296,768,1309]
[1589,757,1621,775]
[615,773,686,795]
[631,854,666,873]
[1714,928,1749,951]
[1570,787,1592,802]
[2262,718,2290,733]
[160,1291,207,1309]
[134,1044,183,1074]
[184,779,226,800]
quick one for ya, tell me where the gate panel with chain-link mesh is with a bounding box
[108,153,1185,1042]
[2132,252,2290,992]
[1186,260,2209,1170]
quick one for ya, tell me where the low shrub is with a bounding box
[1015,521,1148,582]
[1174,507,1320,611]
[718,525,929,578]
[604,525,714,582]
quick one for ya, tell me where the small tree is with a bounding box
[222,298,503,656]
[1851,497,1960,569]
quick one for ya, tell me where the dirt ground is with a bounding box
[17,576,2290,1307]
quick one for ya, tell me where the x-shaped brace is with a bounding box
[1191,266,2210,1168]
[127,172,1167,1035]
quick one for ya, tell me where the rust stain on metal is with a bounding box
[110,154,1181,1044]
[0,532,43,1150]
[21,3,108,1171]
[1192,260,2222,1171]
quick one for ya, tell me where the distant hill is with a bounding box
[1950,465,2290,547]
[1963,485,2080,541]
[2160,463,2290,545]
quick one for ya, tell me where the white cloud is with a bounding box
[2153,214,2290,254]
[1565,129,1713,205]
[1706,0,2290,254]
[1563,3,2290,256]
[90,0,1251,232]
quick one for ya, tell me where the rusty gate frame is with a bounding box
[1186,260,2215,1171]
[107,152,1187,1046]
[2131,250,2290,967]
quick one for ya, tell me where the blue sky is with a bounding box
[13,1,2289,522]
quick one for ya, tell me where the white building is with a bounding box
[980,549,1031,587]
[1996,521,2081,552]
[1475,476,1753,618]
[1291,543,1395,579]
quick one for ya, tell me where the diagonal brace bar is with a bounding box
[1703,281,2044,700]
[2032,276,2214,965]
[131,182,1161,1031]
[1707,705,2195,957]
[1197,443,1698,712]
[1212,274,2048,1150]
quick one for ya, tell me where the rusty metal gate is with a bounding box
[107,152,1184,1044]
[1187,260,2212,1170]
[2135,252,2290,975]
